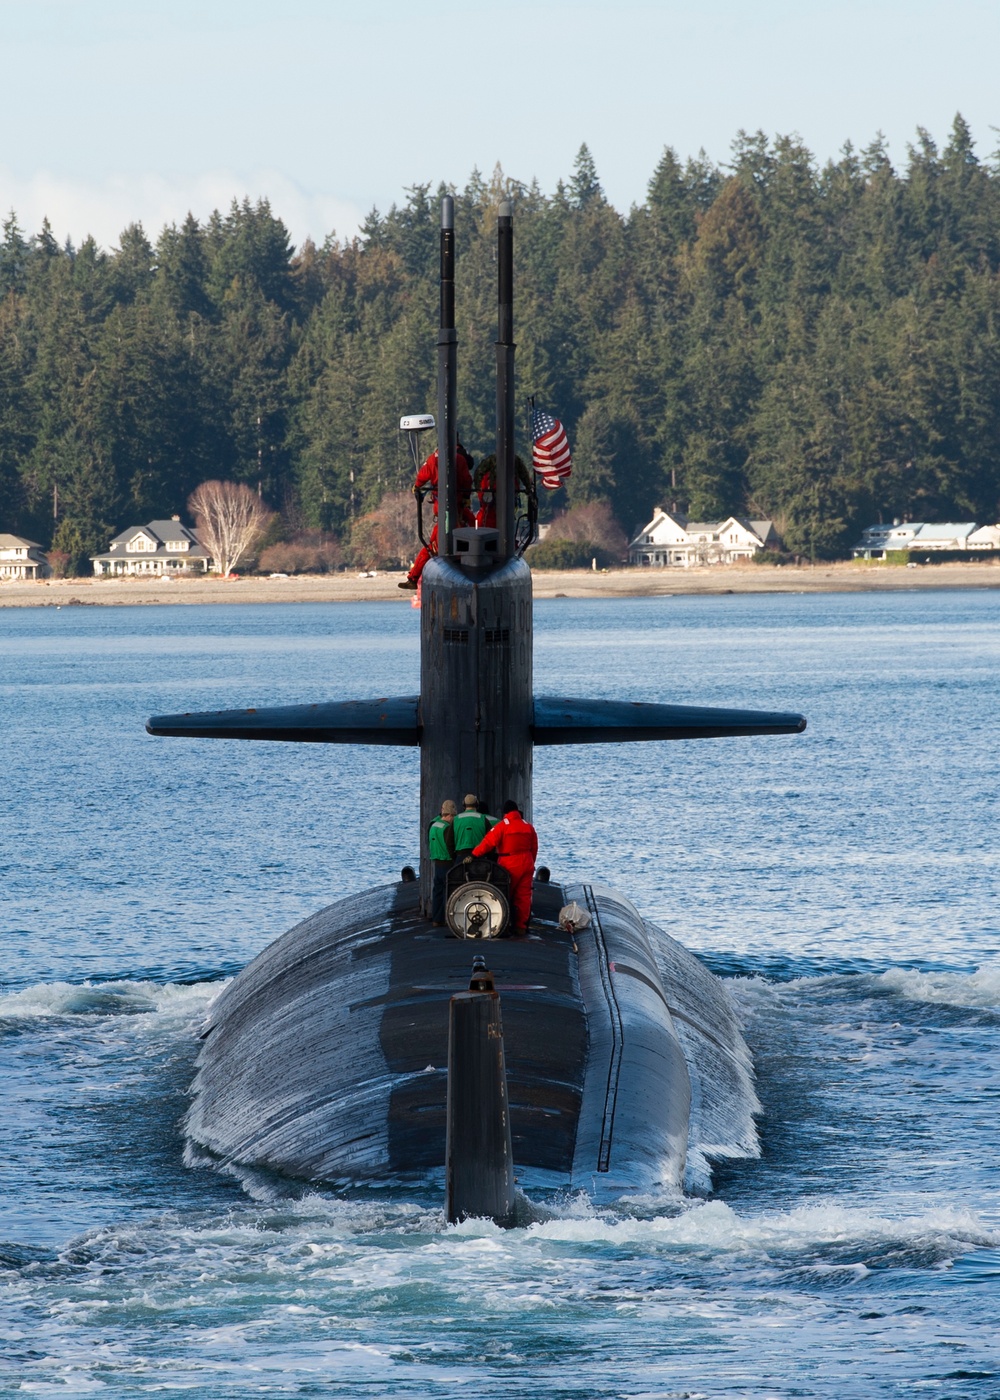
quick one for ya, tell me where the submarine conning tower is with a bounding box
[420,556,532,879]
[146,195,807,916]
[418,197,533,908]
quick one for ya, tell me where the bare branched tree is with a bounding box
[188,480,275,577]
[545,501,628,558]
[348,491,415,570]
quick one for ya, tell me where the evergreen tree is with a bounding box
[156,214,214,321]
[1,212,30,296]
[569,144,603,210]
[3,119,1000,561]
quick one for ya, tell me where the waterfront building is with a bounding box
[0,534,49,580]
[628,509,778,566]
[91,519,213,576]
[852,522,925,558]
[852,521,979,558]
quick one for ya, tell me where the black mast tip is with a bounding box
[441,195,454,229]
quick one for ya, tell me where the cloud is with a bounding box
[0,168,365,252]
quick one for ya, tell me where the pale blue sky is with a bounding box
[3,0,998,248]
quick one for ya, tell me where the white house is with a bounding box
[852,521,926,558]
[967,524,1000,549]
[0,534,49,580]
[629,509,778,566]
[853,520,983,557]
[91,518,213,576]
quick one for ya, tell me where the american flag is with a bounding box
[531,405,573,488]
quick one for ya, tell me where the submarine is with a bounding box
[148,198,806,1222]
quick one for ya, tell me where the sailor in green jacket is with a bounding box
[428,799,457,925]
[453,793,495,858]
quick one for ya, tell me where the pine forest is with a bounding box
[3,120,1000,571]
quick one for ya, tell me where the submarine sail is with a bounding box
[149,196,805,1211]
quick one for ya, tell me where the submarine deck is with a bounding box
[381,881,585,1174]
[186,877,712,1195]
[188,880,592,1184]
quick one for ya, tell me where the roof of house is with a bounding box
[0,533,43,550]
[93,518,211,563]
[147,519,199,541]
[109,525,157,545]
[108,519,199,546]
[629,512,773,549]
[912,522,976,542]
[628,509,686,547]
[715,516,772,539]
[855,521,925,540]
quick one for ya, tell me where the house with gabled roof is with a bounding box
[852,521,925,558]
[0,534,49,580]
[91,518,213,576]
[852,521,979,557]
[628,508,778,566]
[968,524,1000,549]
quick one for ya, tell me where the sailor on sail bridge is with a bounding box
[399,442,474,589]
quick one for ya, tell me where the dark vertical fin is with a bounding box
[445,959,516,1226]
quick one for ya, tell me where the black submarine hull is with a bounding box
[185,878,758,1199]
[154,196,796,1220]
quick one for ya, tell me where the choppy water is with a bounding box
[2,590,999,1398]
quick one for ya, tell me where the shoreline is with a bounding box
[2,560,1000,607]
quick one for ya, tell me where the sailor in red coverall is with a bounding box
[399,445,474,588]
[473,453,534,529]
[470,800,538,932]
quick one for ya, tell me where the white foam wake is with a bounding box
[729,964,1000,1014]
[873,964,1000,1010]
[518,1198,1000,1256]
[0,977,225,1026]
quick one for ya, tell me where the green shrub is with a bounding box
[526,538,616,569]
[751,549,796,565]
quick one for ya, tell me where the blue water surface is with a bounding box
[1,590,998,1397]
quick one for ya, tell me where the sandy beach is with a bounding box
[2,559,1000,607]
